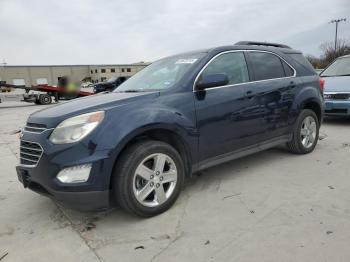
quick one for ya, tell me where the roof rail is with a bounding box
[235,41,291,49]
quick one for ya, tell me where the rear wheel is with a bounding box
[287,109,319,154]
[112,140,185,217]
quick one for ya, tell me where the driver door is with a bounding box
[194,51,265,163]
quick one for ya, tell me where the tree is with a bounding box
[319,39,350,67]
[305,54,321,69]
[306,39,350,69]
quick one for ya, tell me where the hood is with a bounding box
[323,76,350,93]
[28,92,159,127]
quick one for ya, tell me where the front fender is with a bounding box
[91,92,198,175]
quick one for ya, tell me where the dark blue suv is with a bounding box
[16,41,324,217]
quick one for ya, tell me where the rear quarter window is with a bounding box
[282,61,295,77]
[287,53,316,74]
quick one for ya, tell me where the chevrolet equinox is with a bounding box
[16,41,325,217]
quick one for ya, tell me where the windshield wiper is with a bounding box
[322,74,350,77]
[336,74,350,77]
[122,90,141,93]
[116,89,160,93]
[115,90,142,93]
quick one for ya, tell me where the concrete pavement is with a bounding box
[1,102,350,262]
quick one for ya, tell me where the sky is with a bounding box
[0,0,349,65]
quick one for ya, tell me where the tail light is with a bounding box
[319,78,325,93]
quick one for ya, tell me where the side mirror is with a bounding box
[195,73,229,91]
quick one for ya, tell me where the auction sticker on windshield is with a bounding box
[175,59,198,64]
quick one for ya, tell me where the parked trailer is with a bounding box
[0,91,45,104]
[0,82,93,105]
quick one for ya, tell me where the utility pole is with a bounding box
[329,18,347,52]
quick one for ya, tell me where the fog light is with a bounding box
[56,164,92,183]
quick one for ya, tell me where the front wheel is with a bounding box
[112,140,185,217]
[287,109,319,154]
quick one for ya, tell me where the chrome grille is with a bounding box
[20,140,43,166]
[24,122,47,133]
[327,93,350,100]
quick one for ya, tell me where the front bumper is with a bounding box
[324,100,350,116]
[16,166,109,210]
[16,130,115,211]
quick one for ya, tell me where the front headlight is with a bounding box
[49,111,105,144]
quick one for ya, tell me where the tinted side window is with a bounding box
[249,52,285,80]
[282,61,294,77]
[201,52,249,85]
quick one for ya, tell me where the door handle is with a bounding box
[288,81,296,89]
[245,90,254,99]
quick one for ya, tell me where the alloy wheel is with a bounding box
[300,116,317,148]
[132,153,178,207]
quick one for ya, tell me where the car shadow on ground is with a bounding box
[56,145,299,228]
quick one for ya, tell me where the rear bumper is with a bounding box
[324,100,350,116]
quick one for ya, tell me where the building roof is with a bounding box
[2,63,151,68]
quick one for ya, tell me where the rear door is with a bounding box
[246,51,297,140]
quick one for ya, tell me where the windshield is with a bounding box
[115,53,205,92]
[321,56,350,77]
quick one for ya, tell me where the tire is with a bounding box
[112,140,185,217]
[38,94,52,105]
[287,109,319,154]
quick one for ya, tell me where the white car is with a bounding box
[80,82,94,88]
[321,54,350,116]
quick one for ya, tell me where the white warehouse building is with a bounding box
[0,63,150,86]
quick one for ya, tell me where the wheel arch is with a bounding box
[292,85,324,125]
[108,126,193,189]
[302,100,322,123]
